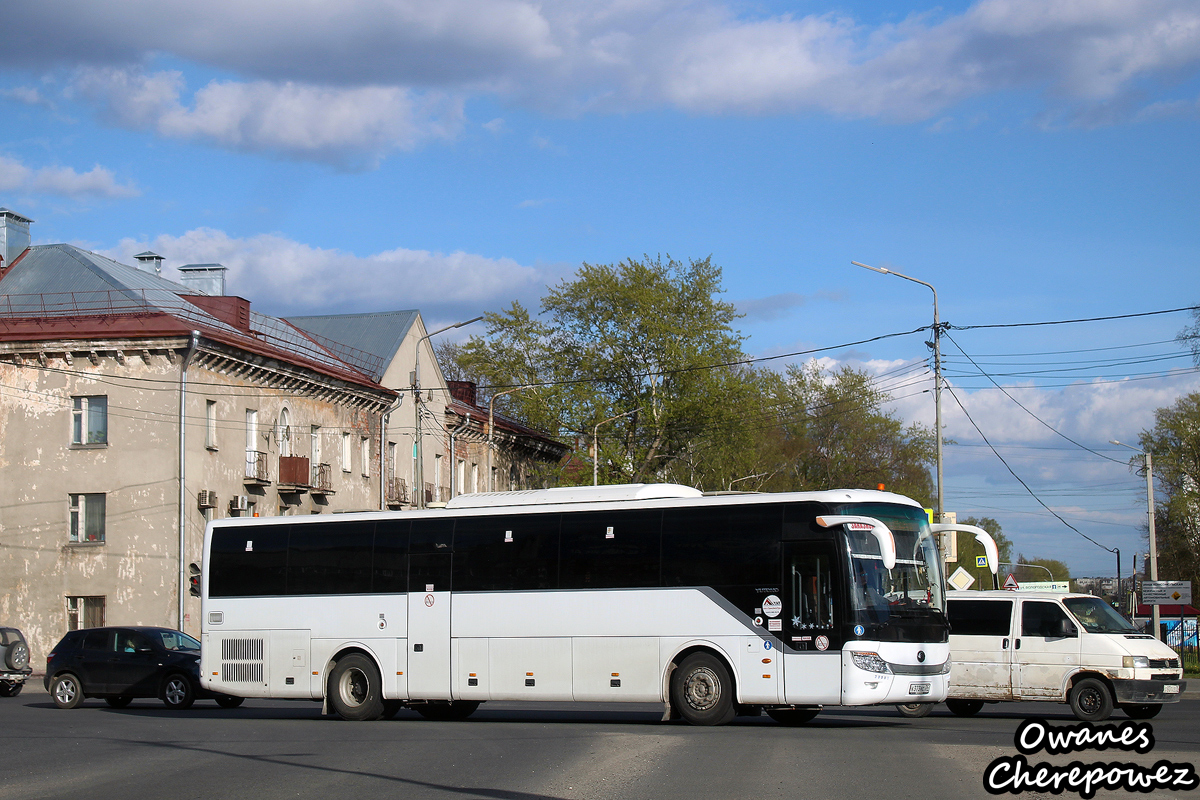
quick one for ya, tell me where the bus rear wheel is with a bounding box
[670,652,736,726]
[328,654,384,721]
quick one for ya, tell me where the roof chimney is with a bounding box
[134,251,164,276]
[0,207,33,270]
[178,263,228,296]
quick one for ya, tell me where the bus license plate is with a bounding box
[909,683,931,695]
[1164,684,1179,694]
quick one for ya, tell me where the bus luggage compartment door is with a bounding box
[408,589,452,700]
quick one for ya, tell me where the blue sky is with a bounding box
[3,0,1199,576]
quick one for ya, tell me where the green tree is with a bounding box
[1016,554,1070,581]
[954,516,1013,589]
[1138,391,1200,592]
[459,256,751,486]
[754,361,937,502]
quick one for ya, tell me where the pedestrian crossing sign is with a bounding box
[976,555,987,568]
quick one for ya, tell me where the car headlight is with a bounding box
[940,660,952,674]
[851,652,891,674]
[1123,656,1150,669]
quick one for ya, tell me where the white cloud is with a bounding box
[103,227,546,315]
[70,68,464,168]
[1,86,51,107]
[0,155,139,198]
[5,0,1197,160]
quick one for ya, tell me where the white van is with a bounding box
[897,591,1185,721]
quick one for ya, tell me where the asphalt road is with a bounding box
[3,686,1198,800]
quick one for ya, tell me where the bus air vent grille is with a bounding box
[220,637,265,683]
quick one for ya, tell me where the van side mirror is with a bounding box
[1058,619,1077,638]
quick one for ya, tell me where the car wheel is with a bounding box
[0,682,23,697]
[328,653,384,721]
[105,696,133,709]
[414,700,480,721]
[161,674,196,710]
[946,699,984,717]
[896,703,934,718]
[1069,678,1114,722]
[1120,703,1162,720]
[766,706,821,725]
[51,673,84,709]
[670,652,737,726]
[4,640,28,671]
[215,695,244,709]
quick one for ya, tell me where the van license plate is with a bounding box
[1164,684,1179,694]
[909,683,931,695]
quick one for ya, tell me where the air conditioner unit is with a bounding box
[197,490,217,510]
[229,496,250,513]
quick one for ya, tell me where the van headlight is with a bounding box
[851,652,891,674]
[1123,656,1149,669]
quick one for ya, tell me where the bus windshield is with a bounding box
[839,503,947,642]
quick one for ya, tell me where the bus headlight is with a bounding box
[851,652,891,674]
[1123,656,1149,669]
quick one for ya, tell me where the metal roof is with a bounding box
[0,243,390,392]
[0,244,195,297]
[286,309,420,382]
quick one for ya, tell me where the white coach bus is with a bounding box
[200,484,988,725]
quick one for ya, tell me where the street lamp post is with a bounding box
[413,316,483,507]
[852,261,944,523]
[593,408,638,486]
[488,386,531,492]
[1110,440,1160,639]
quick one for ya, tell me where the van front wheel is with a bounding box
[1069,678,1114,722]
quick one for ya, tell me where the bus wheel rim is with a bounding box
[339,668,369,707]
[684,667,721,711]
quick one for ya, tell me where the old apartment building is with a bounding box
[285,312,570,507]
[0,209,569,662]
[0,211,396,659]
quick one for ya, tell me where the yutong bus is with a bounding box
[200,484,992,725]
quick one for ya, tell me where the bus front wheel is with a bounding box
[670,652,736,726]
[328,654,385,721]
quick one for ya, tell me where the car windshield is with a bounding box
[1063,596,1139,634]
[155,631,201,651]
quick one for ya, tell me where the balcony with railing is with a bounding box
[278,455,310,493]
[385,477,409,507]
[310,462,334,495]
[244,450,269,485]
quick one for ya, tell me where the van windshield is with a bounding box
[1063,597,1139,634]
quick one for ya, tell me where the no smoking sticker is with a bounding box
[424,594,435,607]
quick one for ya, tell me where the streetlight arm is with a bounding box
[593,408,638,486]
[489,385,532,492]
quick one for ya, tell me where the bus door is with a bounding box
[781,540,842,704]
[407,521,453,700]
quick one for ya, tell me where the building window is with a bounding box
[71,396,107,445]
[341,433,352,472]
[434,453,443,499]
[246,409,258,451]
[360,437,370,477]
[206,400,218,449]
[471,463,479,494]
[66,596,106,630]
[310,425,322,466]
[456,459,465,495]
[69,493,106,543]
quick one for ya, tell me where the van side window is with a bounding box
[948,599,1012,636]
[1022,601,1073,637]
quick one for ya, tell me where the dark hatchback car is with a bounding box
[44,626,243,710]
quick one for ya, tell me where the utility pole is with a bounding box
[592,408,638,485]
[853,261,944,523]
[1111,440,1160,638]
